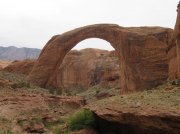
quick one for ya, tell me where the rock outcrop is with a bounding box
[28,24,173,92]
[168,2,180,80]
[3,59,36,75]
[88,85,180,134]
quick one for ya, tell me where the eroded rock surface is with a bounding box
[57,48,120,91]
[28,24,173,92]
[3,59,36,75]
[87,85,180,134]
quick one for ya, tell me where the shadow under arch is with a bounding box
[28,24,170,93]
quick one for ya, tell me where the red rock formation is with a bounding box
[0,77,11,87]
[87,86,180,134]
[0,60,12,70]
[57,48,120,90]
[168,2,180,80]
[28,24,172,92]
[3,59,36,75]
[2,49,120,90]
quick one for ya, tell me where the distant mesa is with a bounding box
[0,46,41,60]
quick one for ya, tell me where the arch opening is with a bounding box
[57,38,120,95]
[72,38,115,50]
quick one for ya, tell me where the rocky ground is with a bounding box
[0,71,179,134]
[88,82,180,134]
[0,71,85,133]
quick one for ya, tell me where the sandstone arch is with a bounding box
[28,24,172,92]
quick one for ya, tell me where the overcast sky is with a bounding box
[0,0,179,50]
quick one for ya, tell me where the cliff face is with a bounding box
[28,24,173,92]
[0,46,41,60]
[57,49,120,90]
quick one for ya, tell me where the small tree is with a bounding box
[68,109,96,131]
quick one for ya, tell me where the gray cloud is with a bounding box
[0,0,178,50]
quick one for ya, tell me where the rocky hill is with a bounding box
[0,46,41,60]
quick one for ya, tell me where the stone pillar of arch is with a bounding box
[168,1,180,80]
[170,1,180,79]
[28,24,172,93]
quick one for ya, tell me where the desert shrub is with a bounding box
[51,125,69,134]
[67,109,95,131]
[171,79,180,86]
[96,89,100,94]
[48,88,62,95]
[52,125,62,134]
[11,80,30,89]
[0,130,16,134]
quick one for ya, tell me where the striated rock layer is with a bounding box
[28,24,173,92]
[57,49,120,90]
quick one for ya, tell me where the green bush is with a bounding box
[51,125,69,134]
[0,130,16,134]
[11,80,30,89]
[68,109,95,131]
[48,88,62,95]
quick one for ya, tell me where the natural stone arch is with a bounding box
[28,24,172,93]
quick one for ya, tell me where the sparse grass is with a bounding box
[52,125,63,134]
[11,80,30,89]
[0,71,26,83]
[0,117,10,123]
[0,130,16,134]
[0,70,179,133]
[61,86,85,96]
[0,71,50,94]
[48,87,63,95]
[77,85,119,102]
[51,124,70,134]
[92,82,180,112]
